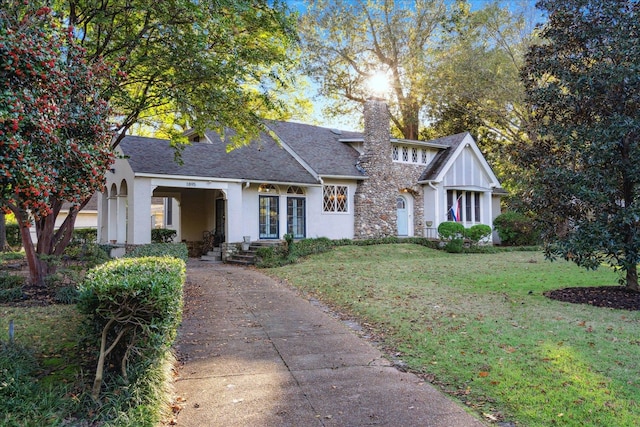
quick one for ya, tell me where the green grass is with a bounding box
[0,305,83,426]
[267,244,640,426]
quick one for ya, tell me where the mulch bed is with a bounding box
[545,286,640,311]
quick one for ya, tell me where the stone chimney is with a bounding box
[353,99,398,238]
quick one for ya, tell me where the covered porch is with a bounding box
[98,174,246,257]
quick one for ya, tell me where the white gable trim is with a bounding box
[432,133,501,188]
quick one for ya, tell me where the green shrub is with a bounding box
[0,251,24,262]
[493,212,540,246]
[71,228,97,245]
[63,243,110,267]
[77,256,185,400]
[55,286,79,304]
[0,273,24,303]
[151,228,177,243]
[125,242,188,261]
[466,224,492,244]
[0,272,24,289]
[437,221,465,240]
[444,238,464,253]
[5,222,20,248]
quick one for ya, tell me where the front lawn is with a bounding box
[267,244,640,426]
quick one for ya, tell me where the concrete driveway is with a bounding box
[171,261,486,427]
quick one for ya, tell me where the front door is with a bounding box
[259,195,279,239]
[215,198,225,244]
[397,196,408,236]
[287,197,306,239]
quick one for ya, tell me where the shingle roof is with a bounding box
[418,132,469,182]
[265,121,364,177]
[119,122,474,185]
[119,121,369,184]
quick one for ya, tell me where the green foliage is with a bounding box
[0,3,115,286]
[125,243,188,262]
[53,0,303,148]
[77,256,185,399]
[54,286,79,304]
[0,251,23,261]
[0,272,24,303]
[63,243,110,266]
[437,221,465,239]
[426,2,534,198]
[444,238,464,253]
[256,237,439,268]
[520,0,640,290]
[493,212,539,246]
[300,0,447,138]
[151,228,177,244]
[72,228,98,245]
[4,223,20,248]
[466,224,492,244]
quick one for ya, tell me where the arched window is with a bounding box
[258,184,279,194]
[287,186,304,195]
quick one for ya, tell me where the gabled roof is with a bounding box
[119,122,502,190]
[418,132,469,181]
[265,121,363,178]
[119,121,366,185]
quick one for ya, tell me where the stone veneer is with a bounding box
[353,99,426,238]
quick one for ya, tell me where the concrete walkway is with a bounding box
[172,261,486,427]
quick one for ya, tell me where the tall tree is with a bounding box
[56,0,301,148]
[0,3,115,285]
[520,0,640,291]
[299,0,448,139]
[425,1,538,198]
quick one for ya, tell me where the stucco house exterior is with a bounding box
[98,99,504,258]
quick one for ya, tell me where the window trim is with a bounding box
[323,184,349,213]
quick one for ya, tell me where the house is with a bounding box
[98,99,504,258]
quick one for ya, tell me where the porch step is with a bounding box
[200,248,222,263]
[226,240,283,265]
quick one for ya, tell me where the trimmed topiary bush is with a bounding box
[437,221,465,240]
[466,224,493,245]
[77,256,185,400]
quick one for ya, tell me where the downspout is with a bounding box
[427,181,439,236]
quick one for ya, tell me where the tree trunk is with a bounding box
[17,217,46,286]
[626,264,639,293]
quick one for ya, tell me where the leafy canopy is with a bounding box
[56,0,302,148]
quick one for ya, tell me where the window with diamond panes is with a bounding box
[421,149,428,164]
[323,185,348,212]
[392,146,399,161]
[411,148,418,163]
[402,146,409,162]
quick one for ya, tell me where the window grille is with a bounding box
[402,146,409,162]
[323,185,348,212]
[287,186,304,194]
[412,148,418,163]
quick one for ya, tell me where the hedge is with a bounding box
[77,256,185,400]
[125,242,188,262]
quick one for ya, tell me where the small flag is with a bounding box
[450,195,462,222]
